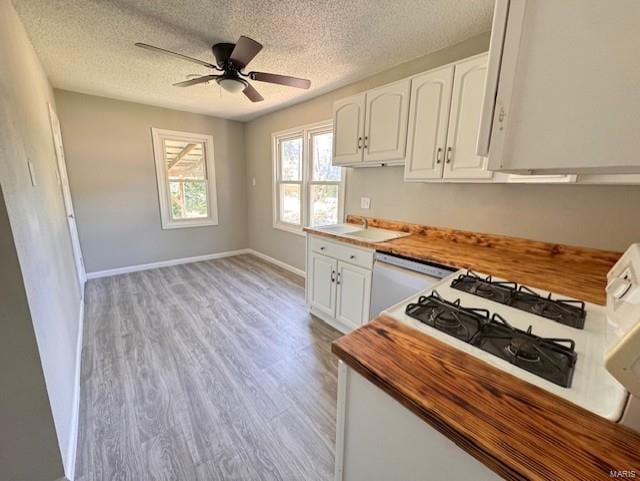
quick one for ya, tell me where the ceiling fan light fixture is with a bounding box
[216,76,247,94]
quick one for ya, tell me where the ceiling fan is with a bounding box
[135,36,311,102]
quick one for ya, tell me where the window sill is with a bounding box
[161,218,218,230]
[273,222,305,237]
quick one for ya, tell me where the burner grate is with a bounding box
[404,291,578,388]
[405,291,488,342]
[470,314,577,388]
[451,271,586,329]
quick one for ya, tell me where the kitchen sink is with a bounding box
[345,228,410,242]
[315,224,361,235]
[314,224,410,243]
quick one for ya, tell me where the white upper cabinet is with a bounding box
[363,80,411,163]
[405,66,454,180]
[478,0,640,174]
[332,93,366,165]
[405,53,491,181]
[332,81,410,167]
[444,55,492,179]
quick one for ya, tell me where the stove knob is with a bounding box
[607,275,633,300]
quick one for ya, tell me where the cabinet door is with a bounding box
[404,66,454,180]
[336,262,372,330]
[309,252,337,318]
[484,0,640,173]
[333,93,366,165]
[444,54,492,179]
[363,80,411,163]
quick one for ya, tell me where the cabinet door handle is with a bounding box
[446,147,453,164]
[357,137,362,150]
[336,272,341,285]
[364,136,368,149]
[436,147,443,164]
[331,270,335,282]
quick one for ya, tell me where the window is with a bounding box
[151,128,218,229]
[273,122,344,234]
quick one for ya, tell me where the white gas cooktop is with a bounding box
[383,270,628,421]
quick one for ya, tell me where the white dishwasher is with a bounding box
[369,252,455,319]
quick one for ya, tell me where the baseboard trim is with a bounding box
[310,306,351,334]
[86,249,306,281]
[245,249,305,278]
[86,249,252,279]
[65,293,84,481]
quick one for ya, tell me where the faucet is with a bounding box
[363,217,368,230]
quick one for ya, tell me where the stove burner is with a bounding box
[405,292,487,343]
[451,272,587,329]
[432,310,462,330]
[505,327,541,363]
[472,283,505,300]
[404,295,578,388]
[531,302,563,320]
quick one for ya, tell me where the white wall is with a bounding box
[0,0,82,478]
[54,90,249,273]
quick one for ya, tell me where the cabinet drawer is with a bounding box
[309,235,374,270]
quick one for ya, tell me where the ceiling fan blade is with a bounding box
[135,43,219,70]
[229,36,263,69]
[249,71,311,89]
[243,83,264,102]
[173,75,219,87]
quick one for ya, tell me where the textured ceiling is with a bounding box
[13,0,493,121]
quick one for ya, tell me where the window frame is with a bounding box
[272,120,344,235]
[151,128,219,230]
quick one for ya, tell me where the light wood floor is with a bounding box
[76,254,341,481]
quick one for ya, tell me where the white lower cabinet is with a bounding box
[309,252,337,319]
[307,235,373,333]
[336,262,372,330]
[334,363,501,481]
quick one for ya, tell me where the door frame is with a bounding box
[47,103,86,290]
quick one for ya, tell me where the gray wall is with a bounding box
[245,32,640,271]
[0,0,81,478]
[54,90,249,273]
[346,168,640,252]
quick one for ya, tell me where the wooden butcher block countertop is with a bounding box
[332,316,640,481]
[304,215,622,305]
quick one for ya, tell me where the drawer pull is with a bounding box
[349,255,356,260]
[320,246,326,251]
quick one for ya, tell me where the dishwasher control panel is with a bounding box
[374,252,455,278]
